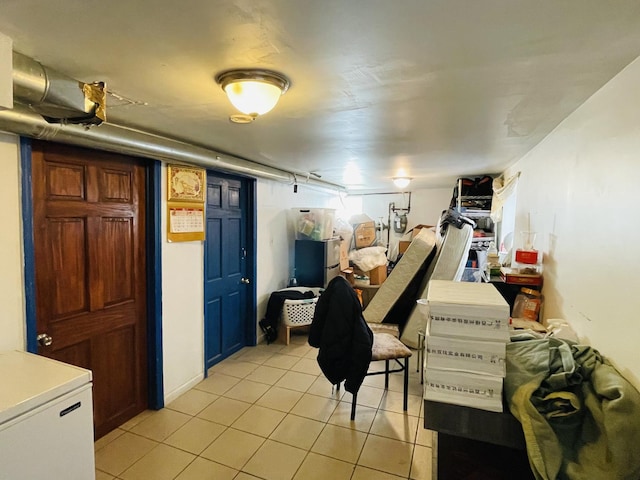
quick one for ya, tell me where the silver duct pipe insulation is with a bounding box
[4,52,344,192]
[0,104,299,184]
[12,51,105,125]
[11,52,48,105]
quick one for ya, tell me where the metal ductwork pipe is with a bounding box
[12,51,105,125]
[0,104,300,184]
[4,52,344,192]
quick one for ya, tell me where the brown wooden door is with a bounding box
[31,141,148,439]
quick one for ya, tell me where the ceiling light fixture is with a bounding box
[393,177,412,189]
[215,69,290,120]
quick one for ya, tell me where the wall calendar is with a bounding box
[166,164,206,242]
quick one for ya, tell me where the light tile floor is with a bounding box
[94,332,434,480]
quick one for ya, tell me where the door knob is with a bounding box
[241,277,250,284]
[37,333,53,347]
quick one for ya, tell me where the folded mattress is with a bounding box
[399,223,473,347]
[363,228,437,326]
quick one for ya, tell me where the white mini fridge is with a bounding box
[0,350,95,480]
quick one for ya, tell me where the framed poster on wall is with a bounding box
[167,164,206,202]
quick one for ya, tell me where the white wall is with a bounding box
[162,176,339,401]
[356,188,452,260]
[160,164,206,403]
[256,179,338,340]
[0,132,24,351]
[505,56,640,390]
[162,174,338,402]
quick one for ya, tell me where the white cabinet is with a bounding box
[0,351,95,480]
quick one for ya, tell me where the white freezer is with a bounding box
[0,351,95,480]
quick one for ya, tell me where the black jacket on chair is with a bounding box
[308,276,373,394]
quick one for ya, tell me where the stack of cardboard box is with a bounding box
[421,280,510,412]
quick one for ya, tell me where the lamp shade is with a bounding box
[393,177,411,188]
[223,80,282,116]
[216,69,290,117]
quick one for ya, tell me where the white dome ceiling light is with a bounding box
[215,69,290,122]
[392,177,411,189]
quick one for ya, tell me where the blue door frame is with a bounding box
[20,137,165,410]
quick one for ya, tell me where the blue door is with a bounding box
[204,172,255,370]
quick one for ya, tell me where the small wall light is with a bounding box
[215,69,290,120]
[392,177,411,189]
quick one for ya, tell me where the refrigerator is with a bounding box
[295,238,341,287]
[0,350,95,480]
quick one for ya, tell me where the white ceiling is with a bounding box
[2,0,640,192]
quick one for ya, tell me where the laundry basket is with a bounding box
[279,286,324,327]
[282,297,318,327]
[276,287,323,345]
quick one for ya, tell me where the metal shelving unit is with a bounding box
[453,177,495,269]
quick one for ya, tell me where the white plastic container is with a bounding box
[292,208,335,241]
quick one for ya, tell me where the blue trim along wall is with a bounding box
[147,160,164,409]
[20,138,37,353]
[247,177,258,346]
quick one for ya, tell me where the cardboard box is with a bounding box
[353,265,387,285]
[398,224,433,255]
[421,280,510,341]
[425,335,506,377]
[341,268,355,286]
[424,367,504,412]
[339,239,350,271]
[411,224,434,239]
[368,265,387,285]
[353,221,376,248]
[500,267,543,286]
[515,249,539,265]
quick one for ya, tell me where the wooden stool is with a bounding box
[278,323,308,346]
[350,332,412,420]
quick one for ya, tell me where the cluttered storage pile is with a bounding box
[420,280,510,412]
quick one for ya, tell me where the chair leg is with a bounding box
[419,332,427,384]
[384,359,390,389]
[417,332,424,373]
[351,393,357,420]
[403,357,409,411]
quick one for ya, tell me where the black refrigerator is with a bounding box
[294,238,341,288]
